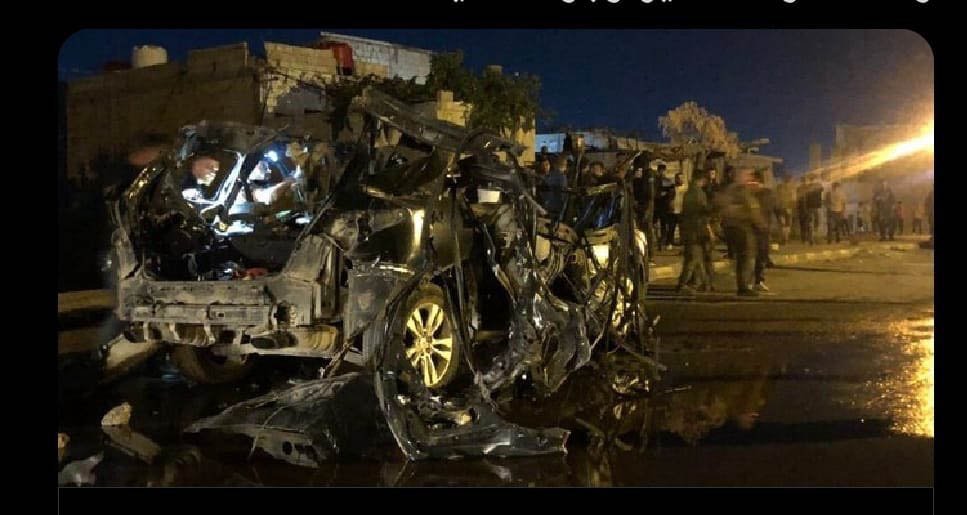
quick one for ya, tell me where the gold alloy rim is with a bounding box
[403,301,454,388]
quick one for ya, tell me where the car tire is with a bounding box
[169,345,254,385]
[366,284,463,390]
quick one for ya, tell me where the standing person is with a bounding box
[531,157,551,198]
[752,170,776,292]
[540,155,570,224]
[859,201,872,235]
[665,173,687,248]
[581,161,618,228]
[654,163,672,249]
[716,168,765,297]
[806,175,824,242]
[775,175,797,244]
[827,182,847,244]
[705,168,720,200]
[912,198,925,235]
[796,176,814,245]
[631,154,658,264]
[873,180,897,241]
[894,201,905,235]
[677,171,712,293]
[702,167,721,287]
[925,187,934,242]
[722,166,738,258]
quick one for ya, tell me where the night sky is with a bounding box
[58,29,933,171]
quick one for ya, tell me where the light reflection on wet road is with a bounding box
[883,317,933,438]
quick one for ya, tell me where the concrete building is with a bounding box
[318,32,433,85]
[64,34,540,180]
[66,40,355,180]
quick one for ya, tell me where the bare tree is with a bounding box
[659,101,741,158]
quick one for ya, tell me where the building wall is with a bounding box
[261,42,341,140]
[536,133,566,154]
[66,43,261,179]
[319,32,432,85]
[416,91,536,164]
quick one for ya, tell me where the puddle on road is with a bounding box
[876,316,934,438]
[58,315,935,486]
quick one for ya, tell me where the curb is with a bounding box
[649,241,918,281]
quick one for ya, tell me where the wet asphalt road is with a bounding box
[57,245,934,487]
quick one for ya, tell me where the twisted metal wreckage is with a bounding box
[107,88,664,464]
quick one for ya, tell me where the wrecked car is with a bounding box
[108,88,660,460]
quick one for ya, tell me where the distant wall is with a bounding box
[66,43,260,179]
[320,32,432,85]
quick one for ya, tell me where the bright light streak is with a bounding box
[801,121,933,182]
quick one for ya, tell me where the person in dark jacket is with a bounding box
[872,179,897,241]
[701,167,721,288]
[721,166,737,258]
[631,153,658,263]
[796,176,814,245]
[540,155,570,224]
[581,161,619,228]
[806,175,824,240]
[751,170,776,292]
[654,163,672,248]
[716,168,766,296]
[677,171,712,293]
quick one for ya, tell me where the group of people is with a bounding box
[774,175,934,245]
[529,150,939,297]
[531,150,776,297]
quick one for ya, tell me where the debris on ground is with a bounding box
[58,453,103,486]
[102,337,162,384]
[185,372,398,467]
[101,402,133,427]
[100,401,161,463]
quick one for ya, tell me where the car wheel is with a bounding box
[403,285,463,389]
[169,345,253,385]
[386,284,463,390]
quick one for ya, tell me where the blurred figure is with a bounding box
[858,201,871,234]
[654,163,672,248]
[925,187,934,242]
[631,153,658,264]
[894,201,905,235]
[587,161,608,186]
[873,179,896,241]
[827,182,847,244]
[796,176,814,245]
[532,157,552,198]
[582,161,618,228]
[716,168,765,296]
[664,173,686,248]
[775,174,797,244]
[806,175,824,242]
[912,198,925,235]
[704,168,721,200]
[751,170,775,292]
[540,155,570,224]
[181,155,221,201]
[677,171,712,293]
[702,167,722,283]
[722,166,737,258]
